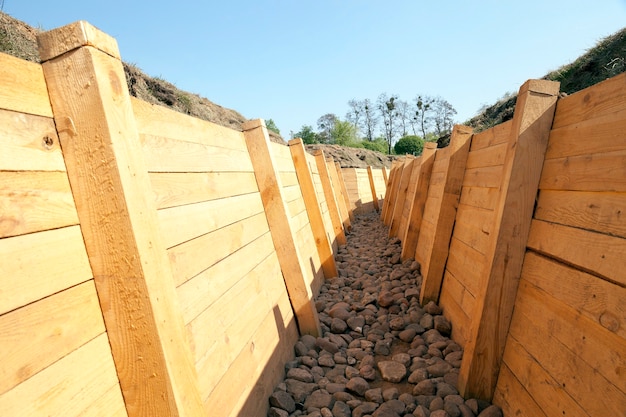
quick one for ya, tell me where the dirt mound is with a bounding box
[306,144,396,169]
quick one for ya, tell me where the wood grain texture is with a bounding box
[0,52,53,117]
[327,159,352,231]
[314,150,347,245]
[389,156,415,238]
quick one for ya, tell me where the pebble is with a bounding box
[265,213,502,417]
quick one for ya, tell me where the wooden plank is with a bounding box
[540,149,626,192]
[552,72,626,129]
[438,277,470,347]
[465,142,507,169]
[1,225,92,315]
[535,189,626,239]
[177,232,275,325]
[314,150,347,245]
[493,364,548,417]
[141,134,254,173]
[132,97,246,151]
[445,236,485,298]
[289,139,338,279]
[509,283,626,415]
[336,163,355,222]
[367,166,380,212]
[380,160,398,220]
[515,278,626,396]
[40,21,204,416]
[418,125,472,304]
[451,204,493,255]
[458,80,560,401]
[546,107,626,159]
[383,158,404,225]
[527,219,626,287]
[243,120,321,336]
[0,109,64,171]
[469,120,512,151]
[169,212,270,286]
[158,192,264,249]
[522,252,626,340]
[389,156,415,238]
[0,333,126,417]
[401,142,436,261]
[149,171,259,209]
[0,52,53,117]
[327,158,351,232]
[459,186,499,211]
[0,281,105,395]
[461,165,502,188]
[0,170,79,238]
[397,158,422,242]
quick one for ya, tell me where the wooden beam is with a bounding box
[289,139,339,279]
[418,125,473,304]
[367,166,380,212]
[380,160,398,220]
[401,142,437,261]
[38,21,204,417]
[243,120,321,336]
[313,149,347,245]
[327,158,351,232]
[335,162,355,222]
[389,156,414,238]
[383,158,404,226]
[458,79,560,401]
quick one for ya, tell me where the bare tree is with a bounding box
[362,98,378,141]
[346,99,363,136]
[396,99,410,137]
[413,95,435,139]
[317,113,338,144]
[377,93,399,154]
[432,97,457,137]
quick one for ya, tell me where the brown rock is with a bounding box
[378,361,407,383]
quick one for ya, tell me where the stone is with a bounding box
[398,393,415,407]
[427,360,453,378]
[315,337,339,354]
[318,355,336,368]
[332,401,352,417]
[392,352,411,367]
[443,401,461,417]
[329,305,353,321]
[413,379,436,396]
[320,407,333,417]
[346,376,370,396]
[429,396,444,411]
[268,407,289,417]
[378,361,407,383]
[365,387,383,403]
[352,402,378,417]
[285,379,317,403]
[295,341,309,356]
[436,383,458,398]
[430,410,450,417]
[374,399,405,416]
[331,317,348,334]
[378,291,395,307]
[287,367,314,383]
[382,387,399,401]
[374,338,392,356]
[424,301,443,315]
[304,390,334,410]
[389,316,405,330]
[269,390,296,413]
[398,328,417,343]
[408,368,429,384]
[477,405,503,417]
[301,334,317,350]
[347,316,366,332]
[434,315,452,336]
[413,405,431,417]
[359,364,376,380]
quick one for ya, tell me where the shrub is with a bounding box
[394,135,424,155]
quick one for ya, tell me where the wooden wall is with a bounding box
[341,166,387,215]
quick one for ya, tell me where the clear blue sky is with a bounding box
[6,1,626,138]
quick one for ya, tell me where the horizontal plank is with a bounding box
[451,204,493,255]
[546,107,626,159]
[1,225,93,315]
[445,236,485,297]
[149,171,258,209]
[527,219,626,286]
[177,232,276,324]
[270,141,291,160]
[540,150,626,192]
[169,212,269,286]
[280,171,299,187]
[493,364,548,417]
[158,192,265,248]
[462,166,502,188]
[132,97,246,150]
[439,277,471,348]
[286,195,307,219]
[0,171,78,239]
[535,189,626,238]
[521,252,626,340]
[0,52,53,117]
[0,281,105,395]
[0,109,64,171]
[141,134,254,173]
[459,186,499,210]
[469,120,512,151]
[516,278,626,395]
[290,208,311,232]
[466,142,507,169]
[441,268,476,318]
[282,184,304,204]
[552,72,626,129]
[0,333,124,417]
[510,282,626,415]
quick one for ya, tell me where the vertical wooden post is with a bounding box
[289,139,339,279]
[335,162,355,222]
[396,157,422,242]
[401,142,437,261]
[383,158,404,226]
[458,80,560,400]
[242,120,322,336]
[367,166,380,212]
[417,125,472,304]
[381,166,388,186]
[380,160,398,220]
[327,158,352,233]
[389,156,414,238]
[313,150,347,246]
[38,21,204,417]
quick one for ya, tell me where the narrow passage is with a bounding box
[268,212,502,417]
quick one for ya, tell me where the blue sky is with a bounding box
[6,1,626,138]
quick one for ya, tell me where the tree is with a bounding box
[346,99,363,135]
[377,93,399,154]
[362,98,378,141]
[413,95,435,138]
[362,137,389,154]
[394,135,424,155]
[331,119,358,146]
[265,118,280,135]
[432,98,457,137]
[396,100,411,137]
[293,125,319,144]
[317,113,338,144]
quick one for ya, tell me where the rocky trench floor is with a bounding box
[267,212,503,417]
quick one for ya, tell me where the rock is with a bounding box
[347,316,365,332]
[413,405,431,417]
[353,402,378,417]
[304,389,334,410]
[268,407,289,417]
[436,383,458,398]
[378,291,395,307]
[423,329,446,345]
[269,390,296,413]
[318,355,336,368]
[346,376,370,396]
[378,361,407,383]
[329,305,352,321]
[374,399,405,416]
[287,368,314,383]
[365,387,383,403]
[434,315,452,336]
[477,405,503,417]
[301,334,317,350]
[315,337,339,354]
[408,368,429,383]
[424,301,443,315]
[359,364,376,380]
[413,379,436,396]
[392,352,411,367]
[389,316,405,330]
[382,387,399,401]
[295,341,309,356]
[332,401,352,417]
[429,396,444,411]
[430,410,450,417]
[331,317,348,333]
[443,401,461,417]
[398,328,417,343]
[427,360,453,378]
[285,379,317,403]
[374,338,392,356]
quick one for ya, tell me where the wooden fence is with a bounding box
[382,77,626,416]
[0,21,386,417]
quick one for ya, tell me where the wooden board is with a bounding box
[450,203,493,255]
[0,109,64,171]
[465,142,507,169]
[461,166,502,188]
[459,186,499,211]
[1,226,93,315]
[0,52,53,117]
[493,364,548,417]
[445,236,485,298]
[469,121,512,151]
[0,170,79,238]
[527,219,626,287]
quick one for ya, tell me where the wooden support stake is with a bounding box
[417,125,472,304]
[313,150,347,245]
[367,166,380,212]
[38,21,204,417]
[389,156,414,238]
[335,162,355,222]
[458,79,560,401]
[243,120,322,336]
[401,142,437,261]
[327,158,352,233]
[381,166,388,186]
[380,160,398,220]
[289,139,339,278]
[383,158,404,226]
